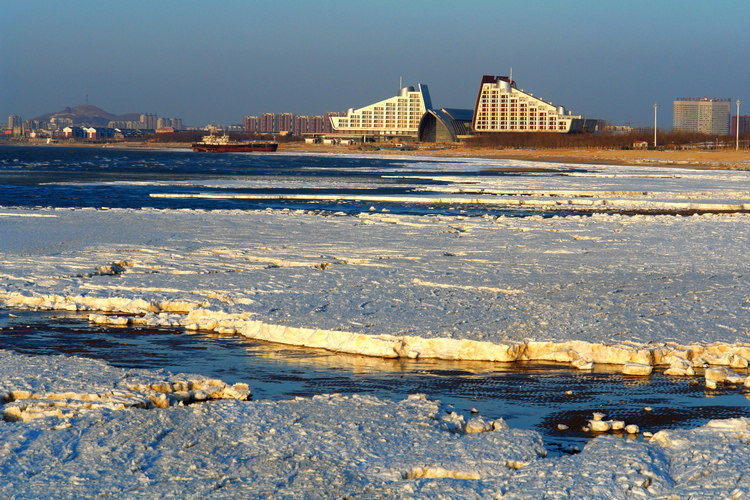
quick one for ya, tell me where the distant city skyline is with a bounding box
[3,1,748,128]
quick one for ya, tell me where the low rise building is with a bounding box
[62,126,85,138]
[84,127,115,139]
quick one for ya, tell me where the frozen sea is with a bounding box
[0,144,594,216]
[1,144,750,498]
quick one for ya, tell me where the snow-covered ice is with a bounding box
[2,155,750,496]
[2,203,749,370]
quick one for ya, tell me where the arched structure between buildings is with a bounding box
[418,108,474,142]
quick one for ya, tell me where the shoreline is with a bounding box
[280,142,750,171]
[7,139,750,170]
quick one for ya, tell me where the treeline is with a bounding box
[464,131,750,150]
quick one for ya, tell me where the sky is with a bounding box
[2,0,749,128]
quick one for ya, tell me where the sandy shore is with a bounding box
[278,142,750,170]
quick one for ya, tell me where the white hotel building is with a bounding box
[472,75,584,133]
[329,84,432,138]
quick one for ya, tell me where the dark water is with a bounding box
[0,144,582,216]
[2,309,748,457]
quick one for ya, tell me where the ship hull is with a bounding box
[192,142,278,153]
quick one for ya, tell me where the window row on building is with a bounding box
[329,85,432,137]
[472,76,582,133]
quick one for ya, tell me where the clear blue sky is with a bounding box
[2,0,748,128]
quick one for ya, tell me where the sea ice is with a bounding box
[3,157,750,495]
[2,203,750,377]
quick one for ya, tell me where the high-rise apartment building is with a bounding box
[673,98,730,135]
[472,75,583,133]
[139,113,158,130]
[155,117,182,130]
[260,113,276,134]
[8,114,22,130]
[731,115,749,136]
[245,113,340,135]
[330,85,431,137]
[8,114,22,136]
[244,116,259,133]
[294,115,309,135]
[278,113,293,134]
[309,116,325,134]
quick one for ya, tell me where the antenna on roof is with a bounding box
[509,67,512,85]
[399,75,403,91]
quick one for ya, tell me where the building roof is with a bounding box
[441,108,474,122]
[418,108,473,142]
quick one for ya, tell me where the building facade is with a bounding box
[244,116,258,133]
[243,112,342,136]
[731,115,750,136]
[310,115,325,134]
[673,98,731,135]
[84,127,115,139]
[277,113,293,134]
[259,113,276,134]
[139,113,158,130]
[472,75,583,133]
[62,126,85,138]
[8,114,21,130]
[156,117,183,130]
[330,85,432,138]
[294,115,308,135]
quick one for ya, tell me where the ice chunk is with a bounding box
[571,358,594,370]
[622,362,653,376]
[610,420,625,431]
[464,417,495,434]
[705,367,732,382]
[663,357,696,376]
[404,466,481,480]
[588,419,611,432]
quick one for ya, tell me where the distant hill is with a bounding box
[33,105,142,127]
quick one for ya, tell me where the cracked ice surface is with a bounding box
[2,206,750,369]
[2,158,750,496]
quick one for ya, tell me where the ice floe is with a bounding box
[1,205,750,376]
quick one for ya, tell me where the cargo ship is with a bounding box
[192,134,278,152]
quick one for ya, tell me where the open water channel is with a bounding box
[2,308,749,457]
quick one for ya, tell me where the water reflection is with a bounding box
[2,308,749,457]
